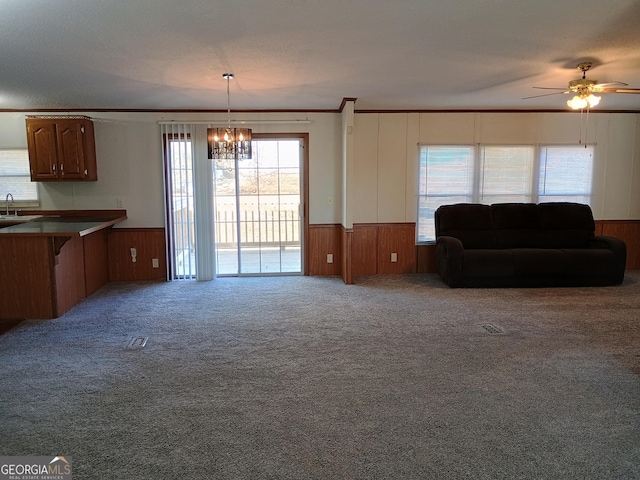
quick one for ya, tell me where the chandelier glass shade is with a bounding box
[207,73,252,160]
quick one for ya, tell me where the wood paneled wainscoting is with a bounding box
[308,224,343,276]
[351,223,417,276]
[307,223,418,284]
[108,228,167,281]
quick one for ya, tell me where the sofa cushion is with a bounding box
[435,204,497,249]
[512,249,565,275]
[538,202,594,248]
[492,203,546,248]
[561,249,617,276]
[538,202,595,230]
[463,250,514,278]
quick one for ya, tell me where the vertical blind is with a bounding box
[161,123,194,280]
[161,123,216,281]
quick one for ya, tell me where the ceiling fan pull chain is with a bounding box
[584,107,589,146]
[578,107,590,146]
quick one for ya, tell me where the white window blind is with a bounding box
[539,145,593,203]
[0,149,39,206]
[479,146,534,204]
[417,146,474,242]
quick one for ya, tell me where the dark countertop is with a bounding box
[0,215,127,237]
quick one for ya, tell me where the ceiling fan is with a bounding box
[524,62,640,109]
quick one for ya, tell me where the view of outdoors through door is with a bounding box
[214,138,302,275]
[164,131,303,279]
[165,132,195,279]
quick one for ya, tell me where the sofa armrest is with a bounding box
[589,236,627,284]
[589,235,626,257]
[436,236,464,287]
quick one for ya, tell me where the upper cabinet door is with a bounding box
[26,120,59,180]
[56,121,86,179]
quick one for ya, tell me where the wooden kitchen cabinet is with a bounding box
[26,116,97,181]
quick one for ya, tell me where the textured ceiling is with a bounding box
[1,0,640,112]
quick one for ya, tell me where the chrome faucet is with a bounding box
[5,193,14,216]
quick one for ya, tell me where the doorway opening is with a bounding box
[163,129,308,279]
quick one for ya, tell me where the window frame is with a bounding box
[0,148,40,210]
[416,143,595,244]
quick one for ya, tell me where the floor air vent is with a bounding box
[126,336,148,349]
[481,323,505,335]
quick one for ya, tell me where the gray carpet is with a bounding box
[1,273,640,479]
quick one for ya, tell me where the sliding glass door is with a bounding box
[214,137,303,275]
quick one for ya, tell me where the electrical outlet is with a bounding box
[328,196,333,206]
[391,252,398,263]
[116,197,123,208]
[130,247,137,263]
[327,253,334,264]
[152,258,159,268]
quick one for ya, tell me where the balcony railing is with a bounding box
[172,205,300,252]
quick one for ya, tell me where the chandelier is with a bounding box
[207,73,252,159]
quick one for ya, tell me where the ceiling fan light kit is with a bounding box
[525,62,640,110]
[567,93,600,110]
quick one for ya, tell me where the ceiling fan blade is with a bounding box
[599,87,640,94]
[532,87,568,91]
[522,91,568,100]
[594,81,628,88]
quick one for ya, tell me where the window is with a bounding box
[0,149,39,208]
[417,144,594,242]
[479,146,534,204]
[417,146,474,243]
[539,145,593,203]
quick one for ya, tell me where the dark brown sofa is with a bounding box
[435,202,626,288]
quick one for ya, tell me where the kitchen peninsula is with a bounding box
[0,211,126,320]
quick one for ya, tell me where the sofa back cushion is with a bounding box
[435,202,595,250]
[493,203,546,248]
[435,203,497,249]
[538,202,595,248]
[492,202,594,248]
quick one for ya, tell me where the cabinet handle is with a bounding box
[52,164,56,172]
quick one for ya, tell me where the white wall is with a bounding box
[2,110,638,228]
[0,111,342,227]
[352,112,640,222]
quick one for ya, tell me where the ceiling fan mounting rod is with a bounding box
[577,62,592,79]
